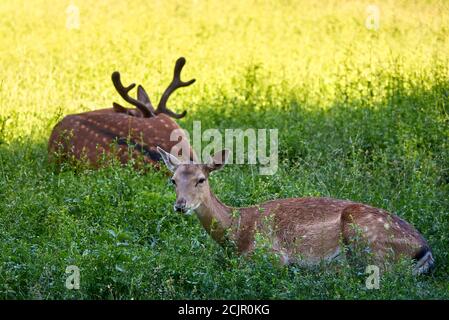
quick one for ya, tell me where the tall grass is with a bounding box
[0,0,448,299]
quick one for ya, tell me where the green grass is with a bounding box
[0,0,448,299]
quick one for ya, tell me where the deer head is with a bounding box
[157,147,229,213]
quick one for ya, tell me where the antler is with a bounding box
[111,71,156,118]
[156,57,196,119]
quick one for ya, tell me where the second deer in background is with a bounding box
[48,57,196,168]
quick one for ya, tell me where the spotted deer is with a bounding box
[48,57,196,168]
[157,147,435,275]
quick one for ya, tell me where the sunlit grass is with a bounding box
[1,0,448,140]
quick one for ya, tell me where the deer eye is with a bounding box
[170,178,176,186]
[197,177,206,185]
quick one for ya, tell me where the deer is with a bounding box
[48,57,196,168]
[157,147,435,275]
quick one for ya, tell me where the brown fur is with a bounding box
[49,111,193,167]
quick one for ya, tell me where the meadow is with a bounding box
[0,0,448,299]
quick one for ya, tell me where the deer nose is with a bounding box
[174,199,187,213]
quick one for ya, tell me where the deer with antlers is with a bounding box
[157,147,435,275]
[48,57,196,168]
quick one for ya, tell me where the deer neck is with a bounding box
[194,189,234,245]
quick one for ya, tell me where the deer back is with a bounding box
[49,109,193,167]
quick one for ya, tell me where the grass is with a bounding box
[0,0,448,299]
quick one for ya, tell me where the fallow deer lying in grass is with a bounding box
[48,57,196,168]
[157,147,435,275]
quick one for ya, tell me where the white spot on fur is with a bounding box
[281,252,290,265]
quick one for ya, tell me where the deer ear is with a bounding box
[137,85,151,105]
[157,147,181,172]
[206,149,230,172]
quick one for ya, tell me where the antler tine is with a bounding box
[111,71,156,118]
[156,57,196,119]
